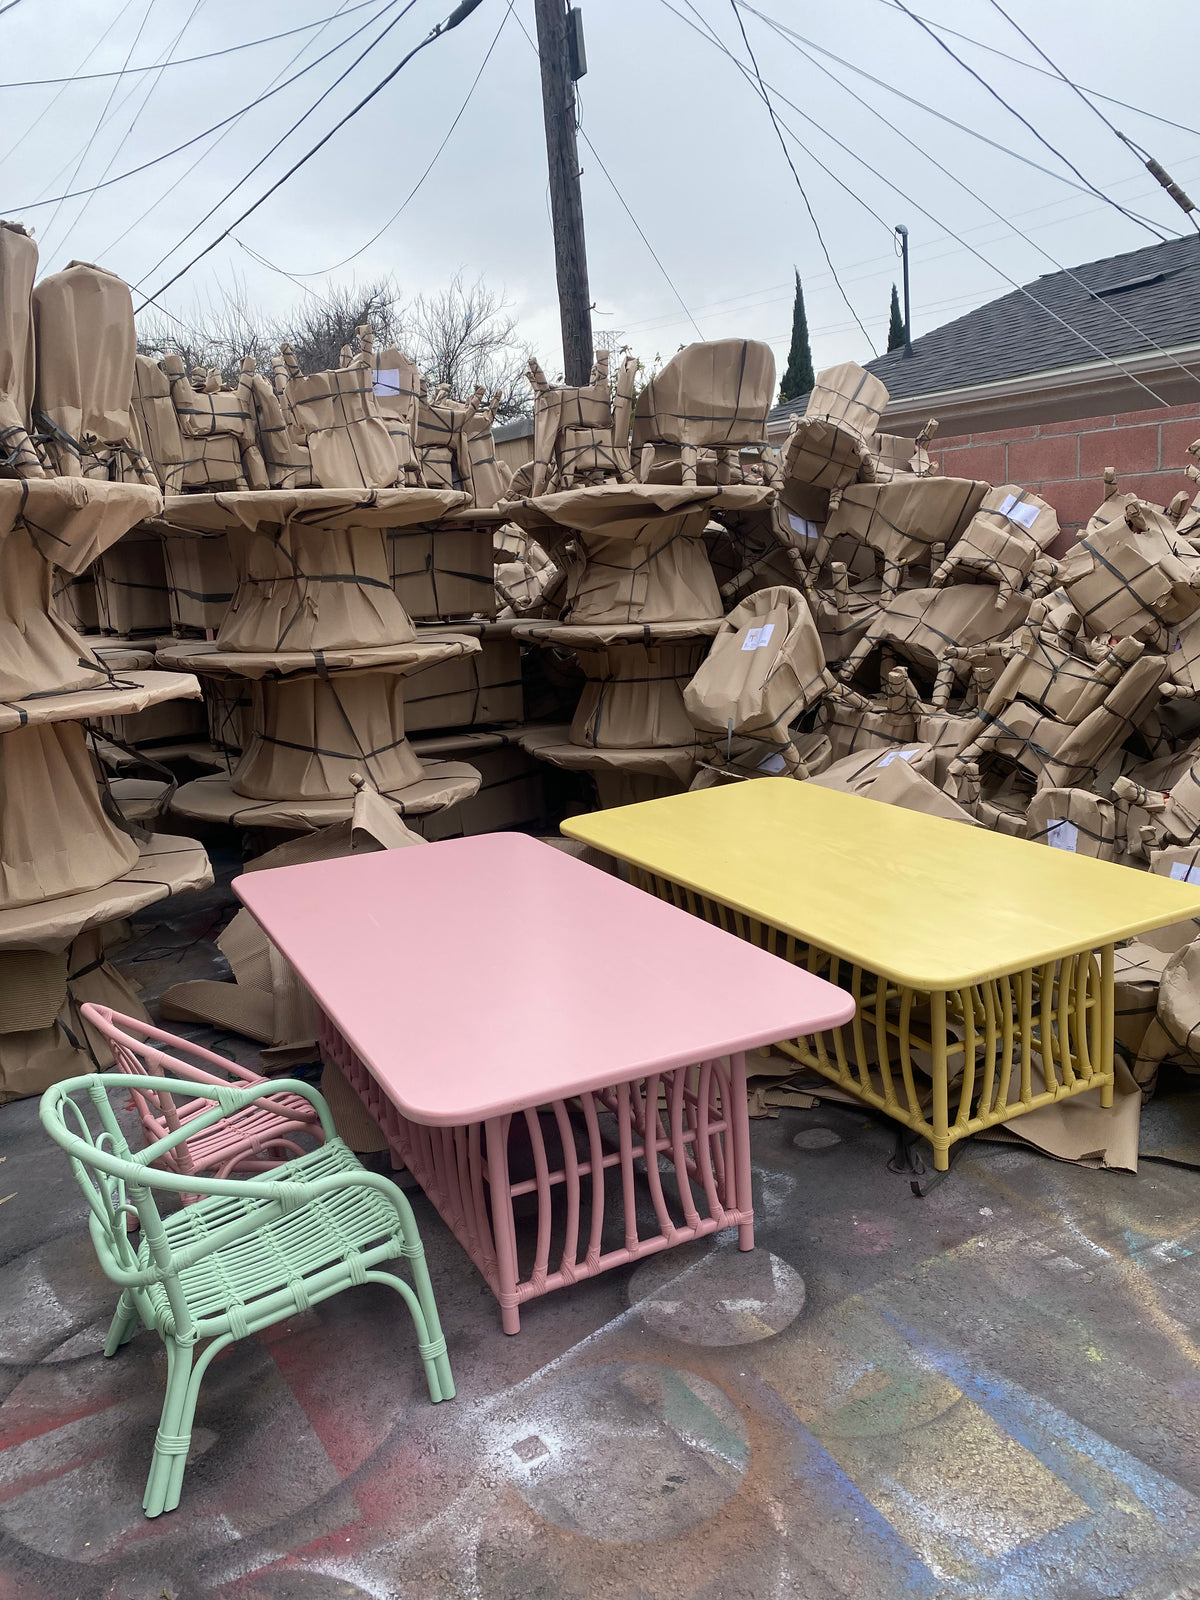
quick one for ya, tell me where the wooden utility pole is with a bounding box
[532,0,593,385]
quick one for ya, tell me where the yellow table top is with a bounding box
[562,780,1200,988]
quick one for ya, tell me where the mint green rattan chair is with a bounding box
[40,1072,455,1518]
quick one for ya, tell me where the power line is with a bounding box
[737,3,1169,236]
[135,0,489,315]
[886,0,1171,243]
[267,0,515,278]
[746,3,1200,403]
[0,0,29,16]
[617,147,1200,342]
[870,3,1200,144]
[507,5,704,343]
[721,0,877,353]
[95,0,366,262]
[50,0,207,263]
[37,0,161,254]
[6,0,401,212]
[983,0,1200,233]
[0,2,381,89]
[0,0,139,169]
[662,0,895,248]
[678,3,1173,406]
[986,0,1130,146]
[580,127,704,341]
[130,0,420,291]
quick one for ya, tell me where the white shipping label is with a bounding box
[373,368,401,396]
[1170,860,1200,884]
[758,751,789,774]
[741,623,775,652]
[876,747,920,767]
[787,513,818,538]
[1046,819,1079,852]
[998,493,1040,530]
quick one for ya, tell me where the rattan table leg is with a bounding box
[929,990,951,1171]
[1100,944,1115,1109]
[729,1052,755,1249]
[484,1114,523,1335]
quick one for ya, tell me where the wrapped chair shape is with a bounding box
[40,1071,454,1517]
[949,622,1168,792]
[82,1003,322,1185]
[632,338,776,486]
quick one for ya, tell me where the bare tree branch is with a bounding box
[137,270,532,417]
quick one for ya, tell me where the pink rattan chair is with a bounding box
[80,1004,323,1189]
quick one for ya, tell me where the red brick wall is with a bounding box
[929,401,1200,557]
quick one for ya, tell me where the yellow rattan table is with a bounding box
[563,781,1200,1169]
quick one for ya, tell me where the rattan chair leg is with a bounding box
[143,1336,195,1518]
[103,1292,139,1357]
[364,1270,454,1402]
[161,1336,232,1513]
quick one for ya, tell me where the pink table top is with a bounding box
[233,833,855,1126]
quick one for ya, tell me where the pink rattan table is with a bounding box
[235,833,854,1331]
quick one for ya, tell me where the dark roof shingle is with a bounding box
[768,233,1200,426]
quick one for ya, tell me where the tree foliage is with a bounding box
[887,282,906,353]
[778,270,814,405]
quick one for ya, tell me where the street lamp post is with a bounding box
[895,223,912,358]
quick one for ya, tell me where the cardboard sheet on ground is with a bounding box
[979,1059,1142,1172]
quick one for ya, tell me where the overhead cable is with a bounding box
[54,0,208,259]
[96,0,366,262]
[0,2,381,89]
[870,3,1200,144]
[674,3,1172,407]
[579,128,704,341]
[738,3,1169,236]
[984,0,1200,231]
[617,153,1200,339]
[886,0,1171,242]
[664,2,895,238]
[747,4,1200,403]
[722,0,877,353]
[134,0,488,314]
[0,0,140,169]
[6,0,402,212]
[130,0,420,290]
[37,0,162,253]
[271,0,516,278]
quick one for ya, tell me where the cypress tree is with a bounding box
[778,270,815,404]
[887,283,906,352]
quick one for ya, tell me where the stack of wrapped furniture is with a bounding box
[511,343,780,807]
[0,226,212,1099]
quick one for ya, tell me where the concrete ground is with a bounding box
[4,867,1200,1599]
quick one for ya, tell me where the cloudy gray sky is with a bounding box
[3,0,1197,382]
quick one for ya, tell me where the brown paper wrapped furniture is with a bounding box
[632,338,776,487]
[931,484,1059,606]
[684,585,832,767]
[779,362,888,505]
[1057,494,1200,642]
[33,261,156,484]
[527,349,637,496]
[0,221,41,477]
